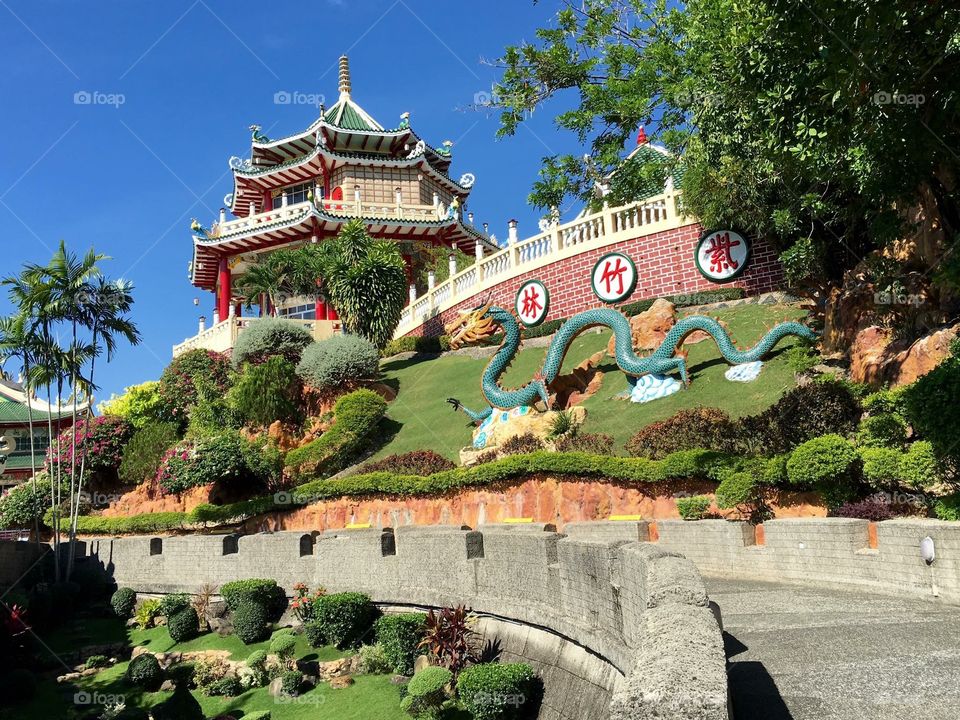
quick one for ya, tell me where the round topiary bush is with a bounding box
[899,441,941,490]
[168,607,200,643]
[715,471,759,510]
[126,652,163,690]
[856,413,908,449]
[233,600,270,644]
[859,447,902,489]
[402,666,453,717]
[312,592,379,649]
[787,434,859,507]
[296,334,379,391]
[220,578,288,621]
[111,587,137,619]
[270,632,297,664]
[232,317,314,368]
[374,612,427,675]
[159,593,192,617]
[280,669,304,696]
[304,620,326,648]
[457,662,537,720]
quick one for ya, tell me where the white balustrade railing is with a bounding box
[173,316,340,357]
[394,192,688,337]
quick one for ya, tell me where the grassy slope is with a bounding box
[376,303,808,459]
[11,622,408,720]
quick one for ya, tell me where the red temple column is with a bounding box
[315,298,328,320]
[327,303,338,321]
[217,258,231,322]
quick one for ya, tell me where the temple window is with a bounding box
[272,181,313,209]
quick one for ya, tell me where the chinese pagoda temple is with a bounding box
[187,55,495,336]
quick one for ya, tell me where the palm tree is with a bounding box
[318,220,407,348]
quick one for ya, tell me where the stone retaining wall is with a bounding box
[27,523,728,720]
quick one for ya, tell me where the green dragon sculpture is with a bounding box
[444,302,816,423]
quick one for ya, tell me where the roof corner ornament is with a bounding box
[248,124,269,143]
[338,55,352,96]
[459,172,476,188]
[190,218,212,239]
[445,196,461,221]
[406,140,425,159]
[437,139,454,157]
[0,434,11,476]
[229,156,252,172]
[223,193,234,208]
[399,111,410,129]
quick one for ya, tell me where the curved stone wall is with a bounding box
[75,523,728,720]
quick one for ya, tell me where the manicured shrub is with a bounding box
[457,662,537,720]
[676,495,712,520]
[714,472,759,510]
[934,493,960,521]
[157,348,233,426]
[204,675,242,697]
[783,344,820,375]
[626,408,738,459]
[168,607,200,643]
[193,656,230,691]
[739,382,862,454]
[555,432,615,455]
[862,387,908,416]
[220,579,287,620]
[98,381,165,428]
[246,649,267,669]
[899,441,941,490]
[497,433,545,457]
[903,345,960,465]
[159,593,192,617]
[312,592,379,649]
[228,356,303,427]
[232,317,314,367]
[375,612,428,675]
[126,653,163,690]
[401,666,453,717]
[285,389,388,479]
[381,335,451,357]
[47,415,135,474]
[270,633,297,665]
[0,475,56,529]
[304,620,326,648]
[0,668,37,707]
[296,334,380,391]
[856,413,908,449]
[761,454,790,485]
[111,587,137,619]
[233,600,270,644]
[859,447,902,489]
[835,496,894,521]
[84,654,110,670]
[360,451,456,476]
[787,434,859,507]
[119,421,180,485]
[358,643,393,674]
[280,669,304,696]
[151,684,204,720]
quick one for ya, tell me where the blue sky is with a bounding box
[0,0,607,403]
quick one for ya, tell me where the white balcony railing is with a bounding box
[395,192,689,337]
[172,316,341,357]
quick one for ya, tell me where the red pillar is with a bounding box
[217,258,231,322]
[314,299,328,320]
[327,303,338,321]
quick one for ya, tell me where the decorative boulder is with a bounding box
[849,323,959,386]
[607,298,676,355]
[460,406,587,464]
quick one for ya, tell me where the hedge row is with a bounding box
[61,448,738,535]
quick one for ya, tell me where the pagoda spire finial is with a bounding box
[338,55,352,96]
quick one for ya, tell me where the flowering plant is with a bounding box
[290,583,327,622]
[47,415,134,473]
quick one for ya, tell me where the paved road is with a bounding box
[705,577,960,720]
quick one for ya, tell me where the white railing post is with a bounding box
[409,284,417,305]
[427,270,435,292]
[448,252,457,279]
[602,201,614,238]
[475,240,484,282]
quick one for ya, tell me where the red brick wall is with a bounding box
[406,222,784,337]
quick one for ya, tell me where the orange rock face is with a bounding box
[606,298,677,355]
[238,475,826,534]
[100,483,213,517]
[849,323,958,386]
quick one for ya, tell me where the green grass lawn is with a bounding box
[10,619,410,720]
[376,303,809,459]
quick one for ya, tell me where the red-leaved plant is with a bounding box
[418,605,475,676]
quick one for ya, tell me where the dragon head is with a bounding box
[445,302,497,349]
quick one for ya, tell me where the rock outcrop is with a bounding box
[849,322,959,386]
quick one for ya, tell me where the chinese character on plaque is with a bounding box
[515,280,550,327]
[591,252,637,303]
[695,230,751,282]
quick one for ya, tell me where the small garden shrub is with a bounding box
[220,579,287,620]
[903,342,960,465]
[193,656,230,692]
[111,587,136,619]
[676,495,712,520]
[157,432,280,495]
[835,495,895,521]
[401,666,453,718]
[497,433,545,457]
[84,654,110,670]
[859,447,902,489]
[312,592,379,649]
[231,317,314,367]
[204,675,242,697]
[99,380,164,428]
[126,653,163,690]
[285,389,387,479]
[787,434,859,507]
[626,408,738,459]
[296,334,380,391]
[269,633,297,666]
[375,612,428,675]
[359,451,456,476]
[934,493,960,521]
[135,598,161,630]
[899,441,941,490]
[358,643,394,675]
[228,356,303,427]
[157,349,233,426]
[244,650,269,687]
[784,344,820,375]
[382,335,451,357]
[715,471,759,510]
[856,413,908,449]
[555,432,615,455]
[304,620,326,648]
[159,593,192,617]
[233,600,270,644]
[457,662,537,720]
[167,607,200,643]
[119,421,180,485]
[280,669,304,697]
[863,387,908,416]
[738,382,862,454]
